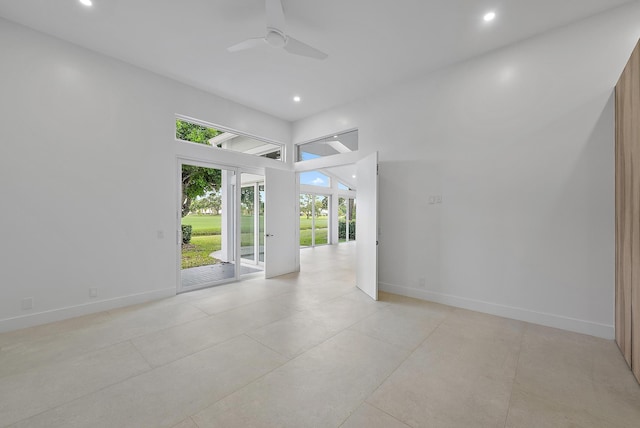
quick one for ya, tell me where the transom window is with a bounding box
[297,129,358,162]
[176,117,283,161]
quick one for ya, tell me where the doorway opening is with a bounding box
[175,115,299,291]
[298,168,357,248]
[179,161,239,291]
[295,148,378,299]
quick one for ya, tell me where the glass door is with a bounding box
[240,173,265,276]
[240,183,255,262]
[259,184,265,263]
[299,192,330,248]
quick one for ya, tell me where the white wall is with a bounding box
[0,19,291,332]
[293,3,640,339]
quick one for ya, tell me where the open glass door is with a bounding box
[240,173,265,277]
[265,168,298,278]
[356,152,378,300]
[259,184,265,263]
[179,161,238,292]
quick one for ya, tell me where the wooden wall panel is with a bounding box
[632,45,640,383]
[616,41,640,382]
[616,69,632,367]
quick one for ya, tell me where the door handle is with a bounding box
[266,234,274,237]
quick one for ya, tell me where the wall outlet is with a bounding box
[157,230,164,239]
[418,278,426,287]
[21,297,33,310]
[89,288,98,298]
[428,196,436,204]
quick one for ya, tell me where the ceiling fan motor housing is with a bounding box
[266,28,287,47]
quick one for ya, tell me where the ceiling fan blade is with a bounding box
[266,0,286,32]
[227,37,266,53]
[284,36,328,60]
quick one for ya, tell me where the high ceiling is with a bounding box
[0,0,633,121]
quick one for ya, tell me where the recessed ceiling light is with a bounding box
[79,0,93,6]
[293,95,301,103]
[483,11,496,22]
[352,175,356,179]
[333,135,338,138]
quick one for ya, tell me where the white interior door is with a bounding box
[265,167,298,278]
[356,152,379,300]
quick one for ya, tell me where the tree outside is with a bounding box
[190,191,222,215]
[178,119,225,269]
[177,119,222,218]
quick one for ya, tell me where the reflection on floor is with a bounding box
[1,241,639,427]
[180,263,262,288]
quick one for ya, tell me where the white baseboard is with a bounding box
[0,287,177,333]
[379,282,615,340]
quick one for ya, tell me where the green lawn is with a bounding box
[181,215,224,269]
[182,214,261,236]
[300,228,328,247]
[181,235,221,269]
[181,215,221,236]
[184,214,329,234]
[182,214,331,268]
[299,216,328,230]
[300,216,329,246]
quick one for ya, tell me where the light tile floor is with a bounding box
[1,242,639,427]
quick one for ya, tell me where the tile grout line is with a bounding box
[188,416,201,428]
[501,322,528,428]
[185,333,295,423]
[187,309,393,427]
[0,286,340,373]
[245,293,388,361]
[190,283,311,317]
[338,308,456,428]
[127,338,156,369]
[142,331,264,369]
[118,290,296,364]
[3,247,379,426]
[123,286,347,370]
[239,287,389,358]
[9,334,277,427]
[243,330,295,360]
[344,316,443,356]
[6,340,159,427]
[362,402,416,428]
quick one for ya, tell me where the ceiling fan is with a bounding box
[227,0,328,60]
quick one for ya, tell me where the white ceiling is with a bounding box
[0,0,633,122]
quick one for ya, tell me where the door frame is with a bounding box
[294,151,379,300]
[176,157,245,293]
